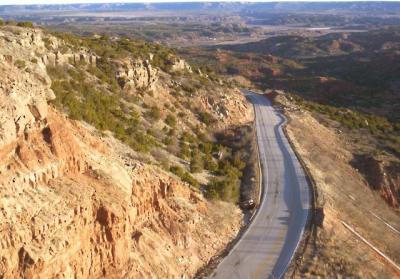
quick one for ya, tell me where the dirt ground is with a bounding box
[284,109,400,278]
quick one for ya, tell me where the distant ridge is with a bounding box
[2,2,400,14]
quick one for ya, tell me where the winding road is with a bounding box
[210,91,311,279]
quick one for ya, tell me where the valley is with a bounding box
[1,2,400,279]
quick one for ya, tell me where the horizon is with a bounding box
[2,0,400,6]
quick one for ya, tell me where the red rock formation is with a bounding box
[354,155,400,208]
[0,26,243,279]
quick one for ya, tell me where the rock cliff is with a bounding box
[0,25,243,279]
[353,155,400,208]
[115,58,158,91]
[170,57,192,73]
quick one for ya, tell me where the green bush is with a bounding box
[170,165,199,187]
[205,177,240,202]
[145,106,161,121]
[204,153,218,172]
[199,142,213,154]
[163,136,173,146]
[165,114,177,127]
[181,131,197,144]
[179,142,191,159]
[198,111,216,125]
[16,21,34,28]
[190,149,204,173]
[231,153,246,170]
[14,60,26,69]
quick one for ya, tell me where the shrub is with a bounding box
[198,111,216,125]
[145,106,161,121]
[190,149,204,173]
[205,177,240,202]
[199,142,213,154]
[232,153,246,170]
[14,60,26,69]
[204,153,218,172]
[181,131,196,144]
[179,142,191,159]
[170,166,199,187]
[163,136,173,146]
[165,114,177,127]
[16,21,34,28]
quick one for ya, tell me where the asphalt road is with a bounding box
[210,91,311,279]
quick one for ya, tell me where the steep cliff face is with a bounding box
[353,155,400,208]
[0,29,54,148]
[0,26,243,278]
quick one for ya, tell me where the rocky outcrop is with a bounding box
[116,59,158,91]
[353,155,400,208]
[0,30,55,149]
[197,89,253,126]
[0,26,242,279]
[170,58,192,73]
[42,50,97,67]
[0,108,241,278]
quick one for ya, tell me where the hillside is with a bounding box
[265,92,400,278]
[0,24,255,278]
[179,25,400,277]
[216,33,363,58]
[184,28,400,209]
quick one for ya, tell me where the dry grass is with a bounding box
[286,111,400,278]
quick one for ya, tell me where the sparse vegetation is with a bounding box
[14,60,26,69]
[292,95,400,157]
[165,114,177,127]
[170,165,199,187]
[16,21,34,28]
[44,30,252,204]
[189,149,204,173]
[198,111,216,125]
[145,106,161,121]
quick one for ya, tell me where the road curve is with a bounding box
[210,91,311,279]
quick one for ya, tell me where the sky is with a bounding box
[2,0,399,5]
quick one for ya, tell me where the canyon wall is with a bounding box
[0,25,242,279]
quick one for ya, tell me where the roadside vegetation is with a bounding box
[291,95,400,156]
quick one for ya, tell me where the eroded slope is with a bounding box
[275,94,400,278]
[0,25,248,278]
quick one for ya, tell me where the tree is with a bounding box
[190,149,204,173]
[204,154,218,172]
